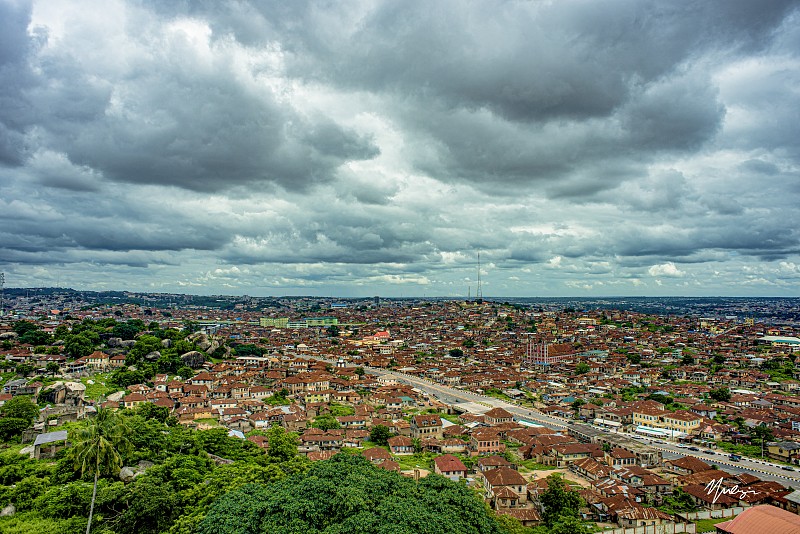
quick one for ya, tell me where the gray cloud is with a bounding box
[0,0,799,297]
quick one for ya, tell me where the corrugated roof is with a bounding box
[33,430,68,446]
[716,504,800,534]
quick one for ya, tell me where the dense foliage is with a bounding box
[198,454,504,534]
[0,410,311,534]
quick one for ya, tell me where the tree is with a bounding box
[65,334,94,358]
[681,353,695,365]
[1,395,40,423]
[627,353,641,365]
[15,362,35,377]
[539,473,583,527]
[68,408,132,534]
[709,387,731,402]
[448,348,464,358]
[575,362,590,375]
[46,361,61,376]
[326,325,340,337]
[0,417,31,441]
[312,414,340,431]
[265,424,298,462]
[370,424,392,446]
[198,454,504,534]
[354,366,365,377]
[751,424,774,458]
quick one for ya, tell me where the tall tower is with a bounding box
[476,252,482,300]
[0,272,4,316]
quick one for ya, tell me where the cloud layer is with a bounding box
[1,0,799,296]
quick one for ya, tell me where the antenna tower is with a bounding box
[0,273,4,316]
[476,252,482,299]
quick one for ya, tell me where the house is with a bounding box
[123,392,147,409]
[387,435,415,455]
[484,407,515,426]
[767,441,800,465]
[605,447,637,467]
[32,430,68,459]
[615,507,673,528]
[469,429,503,455]
[483,467,528,504]
[715,504,800,533]
[410,414,442,440]
[664,456,712,475]
[433,454,467,481]
[362,446,392,464]
[86,351,109,371]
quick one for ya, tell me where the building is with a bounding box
[715,504,800,533]
[410,414,443,440]
[433,454,467,481]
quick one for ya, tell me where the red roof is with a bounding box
[434,454,467,473]
[716,504,800,534]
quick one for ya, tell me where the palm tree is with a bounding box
[69,408,132,534]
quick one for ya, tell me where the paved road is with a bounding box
[314,357,800,488]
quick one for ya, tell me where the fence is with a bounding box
[600,522,696,534]
[675,507,746,521]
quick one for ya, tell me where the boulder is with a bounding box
[188,333,212,351]
[181,351,207,369]
[1,504,15,517]
[120,339,136,348]
[161,338,172,349]
[144,351,161,362]
[107,337,123,348]
[119,466,136,482]
[0,332,17,340]
[119,460,154,482]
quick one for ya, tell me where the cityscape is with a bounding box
[2,291,800,532]
[1,0,800,533]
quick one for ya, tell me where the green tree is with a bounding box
[709,386,731,402]
[127,335,163,365]
[326,325,340,337]
[546,515,591,534]
[681,353,695,365]
[575,362,590,375]
[0,417,31,441]
[46,361,61,376]
[627,353,642,365]
[354,366,365,377]
[1,395,40,423]
[462,339,476,348]
[68,408,132,534]
[65,334,94,358]
[265,424,298,462]
[449,348,464,358]
[198,454,504,534]
[15,362,35,377]
[370,424,392,446]
[539,473,583,527]
[312,414,341,431]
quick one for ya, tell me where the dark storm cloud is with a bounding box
[2,0,799,296]
[0,0,36,165]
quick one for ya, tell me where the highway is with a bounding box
[313,356,800,488]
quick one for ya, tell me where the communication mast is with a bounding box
[476,252,482,300]
[0,272,4,316]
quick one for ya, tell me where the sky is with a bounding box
[1,0,799,298]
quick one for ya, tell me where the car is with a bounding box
[781,466,795,471]
[688,446,700,451]
[703,450,715,455]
